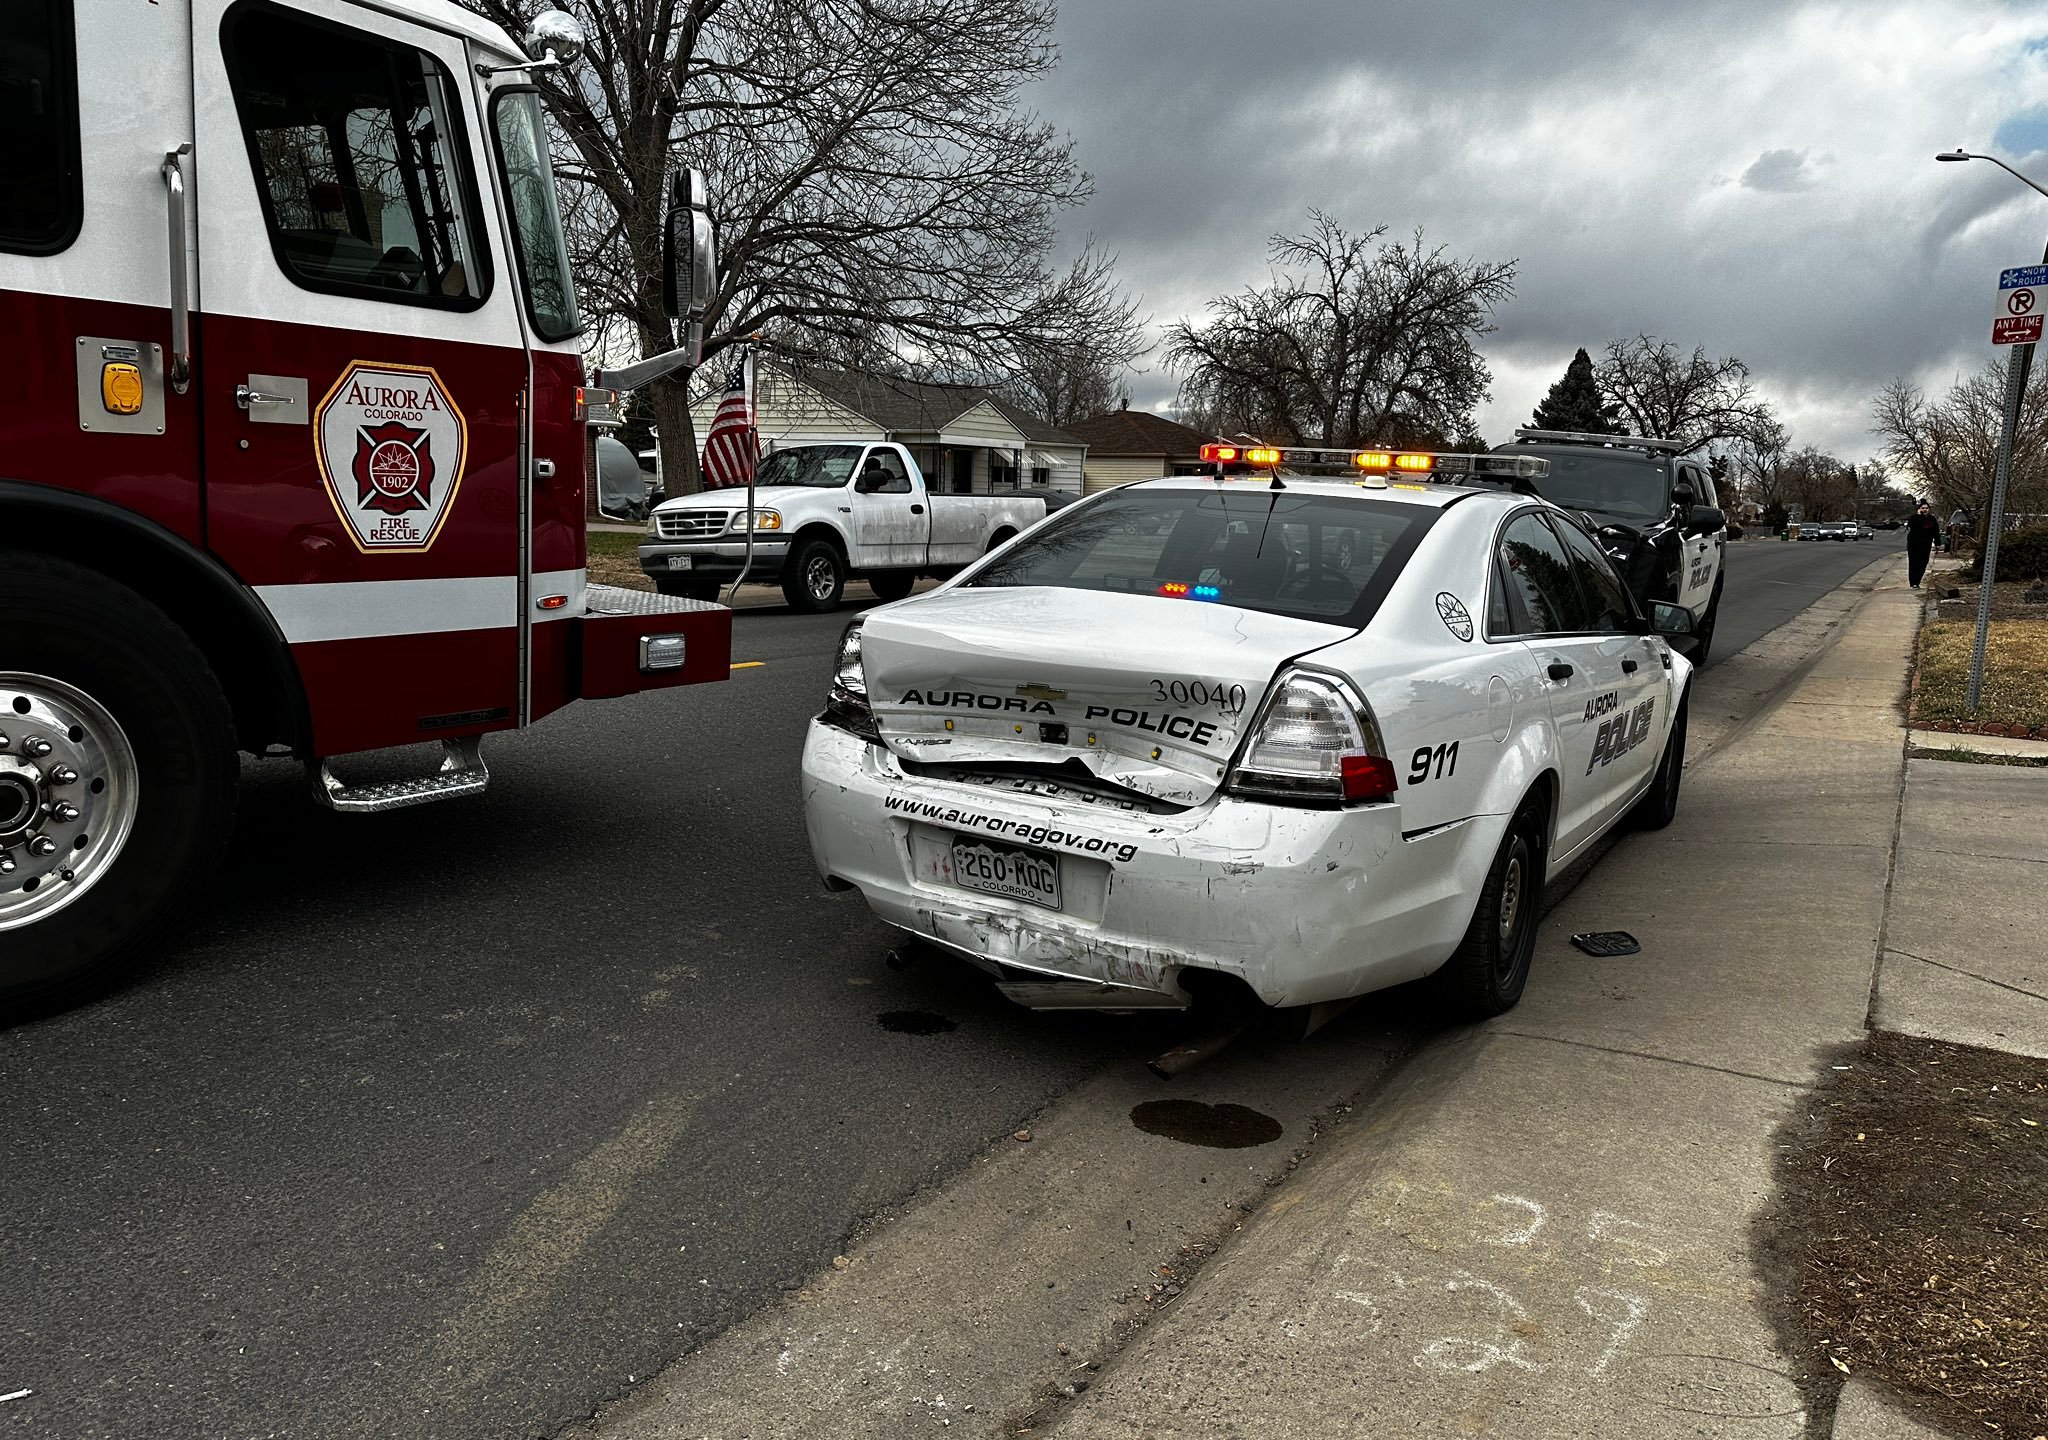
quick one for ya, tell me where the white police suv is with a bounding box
[800,446,1700,1020]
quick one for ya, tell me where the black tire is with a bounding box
[1429,798,1544,1021]
[866,570,916,603]
[654,576,722,603]
[1690,583,1720,668]
[1,551,237,1015]
[782,537,846,613]
[1631,688,1689,830]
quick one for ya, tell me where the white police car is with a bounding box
[799,446,1698,1020]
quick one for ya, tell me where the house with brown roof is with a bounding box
[1064,408,1215,494]
[689,363,1087,494]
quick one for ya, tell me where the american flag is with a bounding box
[699,352,756,489]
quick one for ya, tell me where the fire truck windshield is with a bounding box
[491,91,583,342]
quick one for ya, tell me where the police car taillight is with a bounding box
[1227,671,1396,805]
[826,619,879,740]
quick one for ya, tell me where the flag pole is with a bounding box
[722,337,762,606]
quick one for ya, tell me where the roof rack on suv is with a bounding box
[1512,427,1687,454]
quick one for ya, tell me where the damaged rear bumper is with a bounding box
[799,720,1494,1010]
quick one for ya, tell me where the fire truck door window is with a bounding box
[222,5,488,309]
[490,89,581,341]
[0,0,82,255]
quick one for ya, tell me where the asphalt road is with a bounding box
[0,535,1894,1440]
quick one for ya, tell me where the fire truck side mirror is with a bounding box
[524,10,586,68]
[662,169,718,322]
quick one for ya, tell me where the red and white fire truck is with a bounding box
[0,0,731,1007]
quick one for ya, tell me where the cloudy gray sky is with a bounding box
[1033,0,2048,460]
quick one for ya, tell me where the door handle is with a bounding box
[235,384,297,409]
[910,503,924,514]
[1546,661,1574,682]
[1621,658,1639,674]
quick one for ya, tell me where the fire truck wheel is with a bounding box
[782,537,846,613]
[0,551,237,1013]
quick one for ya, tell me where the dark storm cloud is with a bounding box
[1741,149,1816,192]
[1035,0,2048,457]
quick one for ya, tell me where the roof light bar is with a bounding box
[1203,442,1548,483]
[1512,427,1686,454]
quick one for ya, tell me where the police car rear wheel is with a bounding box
[0,551,236,1013]
[1632,690,1689,831]
[1430,800,1543,1019]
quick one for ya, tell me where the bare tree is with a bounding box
[1720,415,1789,514]
[1594,336,1776,454]
[1871,360,2048,522]
[1165,213,1517,449]
[1778,445,1858,521]
[461,0,1141,492]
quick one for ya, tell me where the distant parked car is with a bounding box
[1015,486,1082,515]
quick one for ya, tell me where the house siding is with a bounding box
[938,400,1029,447]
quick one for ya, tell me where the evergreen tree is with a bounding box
[1530,348,1620,434]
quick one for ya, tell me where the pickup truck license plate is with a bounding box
[950,839,1061,910]
[666,555,693,571]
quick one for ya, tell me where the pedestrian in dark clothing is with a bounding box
[1906,502,1940,588]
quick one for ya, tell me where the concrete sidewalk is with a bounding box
[1047,565,1925,1438]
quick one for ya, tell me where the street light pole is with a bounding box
[1934,149,2048,710]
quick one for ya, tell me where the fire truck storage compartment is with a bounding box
[577,586,731,700]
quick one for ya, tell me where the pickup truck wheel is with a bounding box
[1428,798,1543,1021]
[866,571,915,603]
[783,538,846,613]
[0,550,237,1013]
[655,576,722,603]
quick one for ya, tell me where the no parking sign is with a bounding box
[1994,265,2048,344]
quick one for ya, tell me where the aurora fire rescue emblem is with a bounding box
[314,361,469,552]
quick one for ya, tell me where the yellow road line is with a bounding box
[731,661,766,669]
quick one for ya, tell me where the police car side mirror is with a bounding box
[1647,600,1700,655]
[1670,481,1696,511]
[1683,505,1725,537]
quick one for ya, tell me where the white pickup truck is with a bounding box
[639,443,1050,612]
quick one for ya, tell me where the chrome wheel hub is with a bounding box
[0,673,139,930]
[807,555,837,601]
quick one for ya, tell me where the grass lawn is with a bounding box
[586,529,652,592]
[1761,1032,2048,1435]
[1912,618,2048,733]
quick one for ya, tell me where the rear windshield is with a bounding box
[968,487,1434,627]
[756,444,861,488]
[1507,448,1672,522]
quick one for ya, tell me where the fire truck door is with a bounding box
[191,0,530,758]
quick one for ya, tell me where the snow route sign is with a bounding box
[1993,265,2048,346]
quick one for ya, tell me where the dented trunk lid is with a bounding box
[859,586,1351,806]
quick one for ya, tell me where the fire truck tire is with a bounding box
[0,550,237,1014]
[782,537,846,613]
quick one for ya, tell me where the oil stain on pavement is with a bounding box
[1130,1099,1283,1148]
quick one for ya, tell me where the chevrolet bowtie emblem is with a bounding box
[1016,683,1066,702]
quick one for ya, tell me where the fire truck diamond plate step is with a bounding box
[312,737,489,814]
[584,583,726,616]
